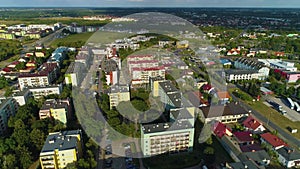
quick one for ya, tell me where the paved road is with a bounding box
[231,94,300,149]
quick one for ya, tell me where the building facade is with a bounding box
[18,63,59,90]
[0,98,18,135]
[234,58,270,80]
[108,85,130,109]
[141,121,194,157]
[39,130,82,169]
[39,98,72,124]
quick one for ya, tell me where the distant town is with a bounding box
[0,7,299,169]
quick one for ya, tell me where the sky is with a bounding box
[1,0,300,8]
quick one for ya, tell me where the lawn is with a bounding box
[50,32,94,48]
[251,101,300,140]
[142,120,233,169]
[229,88,300,140]
[0,55,19,68]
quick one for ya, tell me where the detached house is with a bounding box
[212,121,232,138]
[276,146,300,168]
[243,115,266,134]
[260,133,288,150]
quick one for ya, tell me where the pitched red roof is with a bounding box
[213,122,232,138]
[202,84,212,91]
[260,133,288,148]
[243,115,262,130]
[234,131,254,143]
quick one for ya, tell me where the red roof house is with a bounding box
[212,121,232,138]
[260,133,288,150]
[243,115,266,133]
[234,131,254,145]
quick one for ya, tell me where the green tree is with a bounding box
[16,146,32,169]
[30,128,45,150]
[2,154,17,169]
[15,62,26,70]
[0,76,9,89]
[204,146,215,155]
[205,136,213,145]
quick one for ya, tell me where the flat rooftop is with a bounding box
[41,130,81,153]
[109,85,129,93]
[141,120,193,134]
[159,81,178,93]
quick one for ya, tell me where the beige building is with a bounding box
[108,85,130,109]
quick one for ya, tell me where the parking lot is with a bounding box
[103,142,139,169]
[263,95,300,122]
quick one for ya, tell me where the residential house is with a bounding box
[260,132,288,150]
[227,48,240,56]
[243,115,266,134]
[29,84,63,99]
[276,146,300,168]
[217,91,231,104]
[149,76,166,97]
[233,131,254,146]
[239,150,271,167]
[18,63,59,90]
[212,121,232,138]
[12,89,32,106]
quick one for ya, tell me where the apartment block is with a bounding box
[39,98,72,124]
[224,69,260,82]
[108,85,130,109]
[29,84,63,99]
[0,98,18,135]
[234,58,270,80]
[18,63,59,90]
[131,66,165,85]
[141,121,194,157]
[39,130,82,169]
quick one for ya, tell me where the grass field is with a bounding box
[251,101,300,140]
[229,88,300,140]
[0,55,19,68]
[50,32,94,48]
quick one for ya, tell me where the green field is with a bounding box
[50,32,94,48]
[229,88,300,141]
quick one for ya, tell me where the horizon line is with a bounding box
[1,6,300,9]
